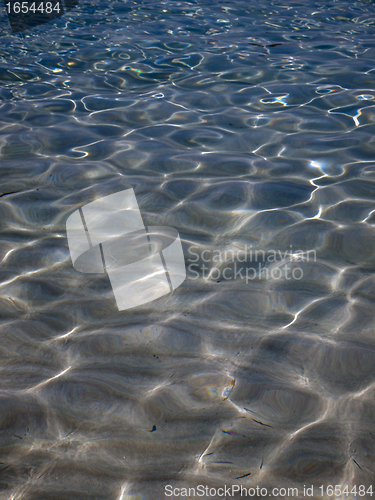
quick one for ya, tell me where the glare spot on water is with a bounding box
[356,94,375,100]
[260,94,290,106]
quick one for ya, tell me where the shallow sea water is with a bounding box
[1,0,375,498]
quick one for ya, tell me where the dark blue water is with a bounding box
[1,0,375,498]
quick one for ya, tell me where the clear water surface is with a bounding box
[0,0,375,498]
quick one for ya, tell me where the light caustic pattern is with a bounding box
[0,0,375,498]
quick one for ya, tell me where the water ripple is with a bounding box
[1,0,375,498]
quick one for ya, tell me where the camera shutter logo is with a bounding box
[66,189,186,311]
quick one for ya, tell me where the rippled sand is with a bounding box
[1,0,375,498]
